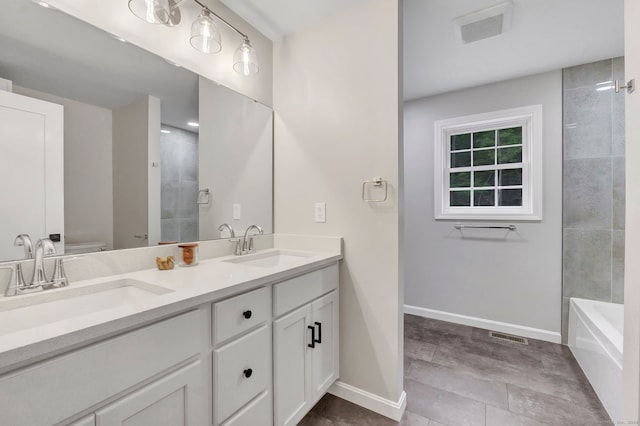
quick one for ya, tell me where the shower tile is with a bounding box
[563,59,612,91]
[563,87,612,159]
[612,230,625,303]
[161,180,179,219]
[561,297,570,345]
[179,180,199,219]
[160,137,180,182]
[181,141,199,182]
[563,158,612,229]
[180,219,198,243]
[613,156,625,230]
[563,229,612,301]
[612,57,626,156]
[161,219,179,242]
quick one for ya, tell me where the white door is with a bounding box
[273,304,313,426]
[0,91,63,259]
[311,291,339,396]
[95,361,206,426]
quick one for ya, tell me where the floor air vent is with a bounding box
[489,331,528,345]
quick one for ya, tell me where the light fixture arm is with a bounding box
[192,0,249,41]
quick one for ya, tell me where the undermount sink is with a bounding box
[0,279,173,336]
[223,250,315,268]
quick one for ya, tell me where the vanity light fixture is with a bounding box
[128,0,259,76]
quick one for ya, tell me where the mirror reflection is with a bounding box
[0,0,273,262]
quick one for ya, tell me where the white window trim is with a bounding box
[434,105,543,221]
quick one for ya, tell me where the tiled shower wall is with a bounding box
[562,57,625,340]
[160,125,199,243]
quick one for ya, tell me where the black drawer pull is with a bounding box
[308,325,316,348]
[242,310,252,319]
[314,322,322,344]
[243,368,253,378]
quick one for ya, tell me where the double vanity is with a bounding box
[0,240,341,426]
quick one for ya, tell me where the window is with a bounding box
[434,105,542,220]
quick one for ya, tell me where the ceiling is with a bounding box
[404,0,624,100]
[218,0,624,101]
[0,0,199,132]
[219,0,368,40]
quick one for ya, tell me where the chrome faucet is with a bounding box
[14,234,33,259]
[31,238,56,287]
[242,225,264,255]
[219,223,242,255]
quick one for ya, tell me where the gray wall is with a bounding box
[562,57,626,338]
[160,125,199,243]
[404,71,563,338]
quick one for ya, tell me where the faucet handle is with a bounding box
[52,258,68,288]
[1,264,28,297]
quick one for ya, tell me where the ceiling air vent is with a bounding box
[454,2,513,45]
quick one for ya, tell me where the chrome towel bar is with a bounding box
[454,223,516,231]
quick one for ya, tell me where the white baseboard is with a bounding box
[404,304,562,344]
[328,381,406,421]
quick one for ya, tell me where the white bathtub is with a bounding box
[568,298,623,421]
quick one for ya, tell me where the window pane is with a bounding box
[473,131,495,148]
[451,134,471,151]
[498,168,522,186]
[474,190,495,206]
[499,189,523,206]
[450,172,470,188]
[450,191,470,206]
[451,151,471,168]
[498,146,522,164]
[473,149,495,166]
[498,127,522,146]
[474,170,495,187]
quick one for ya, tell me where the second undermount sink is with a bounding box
[223,250,315,268]
[0,279,173,336]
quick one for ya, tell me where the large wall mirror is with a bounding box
[0,0,273,262]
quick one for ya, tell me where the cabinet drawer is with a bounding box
[221,391,272,426]
[213,286,270,345]
[0,311,201,426]
[273,264,338,317]
[214,325,271,424]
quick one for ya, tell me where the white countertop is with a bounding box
[0,248,341,373]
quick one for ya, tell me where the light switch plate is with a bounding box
[315,202,326,223]
[233,204,241,220]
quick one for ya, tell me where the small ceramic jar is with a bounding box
[178,243,199,267]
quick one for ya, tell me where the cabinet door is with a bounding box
[95,361,206,426]
[68,415,95,426]
[311,290,339,397]
[273,304,313,426]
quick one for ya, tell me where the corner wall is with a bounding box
[273,0,404,415]
[404,71,563,341]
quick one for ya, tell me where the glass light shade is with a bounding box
[190,10,221,54]
[233,39,259,76]
[128,0,171,24]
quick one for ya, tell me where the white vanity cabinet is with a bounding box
[95,360,204,426]
[212,286,273,426]
[0,311,207,426]
[273,265,339,426]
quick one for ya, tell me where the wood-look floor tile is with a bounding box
[431,343,529,388]
[485,405,549,426]
[507,384,610,426]
[407,359,508,409]
[405,379,486,426]
[401,410,431,425]
[405,337,437,363]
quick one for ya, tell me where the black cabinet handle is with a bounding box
[243,368,253,378]
[242,310,252,319]
[308,325,316,348]
[314,322,322,344]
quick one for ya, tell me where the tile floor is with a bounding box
[299,314,611,426]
